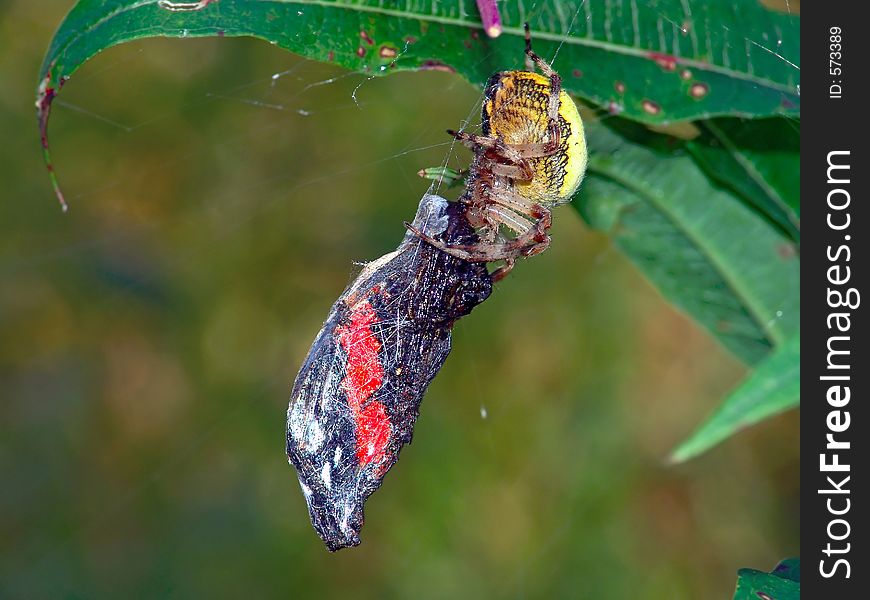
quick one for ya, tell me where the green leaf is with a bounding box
[670,334,799,462]
[769,558,800,584]
[688,118,800,243]
[577,122,799,366]
[733,558,800,600]
[37,0,801,123]
[36,0,800,204]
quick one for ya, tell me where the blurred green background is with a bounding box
[1,1,797,597]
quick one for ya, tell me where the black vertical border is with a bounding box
[802,2,866,596]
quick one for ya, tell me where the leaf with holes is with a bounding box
[670,334,799,462]
[37,0,799,205]
[577,122,799,366]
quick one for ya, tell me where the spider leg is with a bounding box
[403,221,505,261]
[487,189,551,223]
[522,24,563,158]
[404,205,551,263]
[448,130,535,180]
[403,222,484,262]
[524,23,560,88]
[447,129,486,151]
[449,127,558,162]
[489,260,516,282]
[490,163,530,179]
[495,207,551,258]
[502,136,561,160]
[485,204,535,235]
[524,23,536,72]
[475,208,551,282]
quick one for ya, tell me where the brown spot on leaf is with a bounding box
[419,60,455,73]
[157,0,218,12]
[379,46,398,59]
[680,69,693,80]
[614,81,626,94]
[648,52,678,71]
[572,68,583,78]
[327,50,335,62]
[641,99,662,115]
[360,30,374,46]
[689,82,709,99]
[356,46,366,58]
[778,243,798,259]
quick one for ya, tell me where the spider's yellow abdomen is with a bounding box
[482,70,587,206]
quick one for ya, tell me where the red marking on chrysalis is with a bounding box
[335,301,390,467]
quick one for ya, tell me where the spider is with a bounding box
[408,24,588,281]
